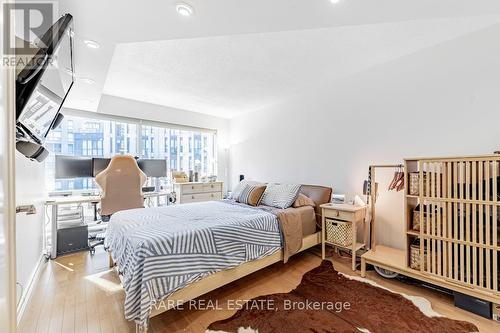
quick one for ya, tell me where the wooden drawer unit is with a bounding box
[181,183,205,194]
[181,192,222,203]
[182,182,222,194]
[203,182,222,192]
[323,208,354,222]
[320,203,367,271]
[174,181,224,204]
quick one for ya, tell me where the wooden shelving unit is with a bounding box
[406,230,420,236]
[362,154,500,304]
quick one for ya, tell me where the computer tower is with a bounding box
[57,223,89,255]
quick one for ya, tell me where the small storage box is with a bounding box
[412,204,431,232]
[409,172,443,196]
[410,244,427,270]
[412,209,424,232]
[325,218,352,247]
[412,204,442,233]
[409,172,422,196]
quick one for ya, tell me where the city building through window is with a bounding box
[45,113,217,192]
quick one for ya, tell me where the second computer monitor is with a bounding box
[92,157,111,177]
[137,159,167,177]
[91,157,166,177]
[55,155,93,179]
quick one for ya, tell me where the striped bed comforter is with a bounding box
[104,200,282,326]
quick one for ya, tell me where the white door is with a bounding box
[0,0,18,331]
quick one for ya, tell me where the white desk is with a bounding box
[44,191,171,205]
[45,191,171,259]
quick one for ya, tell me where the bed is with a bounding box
[105,184,332,331]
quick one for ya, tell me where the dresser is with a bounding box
[173,181,224,204]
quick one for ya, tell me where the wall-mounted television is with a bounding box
[15,14,74,162]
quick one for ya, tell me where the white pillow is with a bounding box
[260,183,302,209]
[230,180,262,200]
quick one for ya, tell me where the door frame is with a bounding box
[1,0,18,331]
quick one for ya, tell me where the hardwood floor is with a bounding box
[18,247,499,333]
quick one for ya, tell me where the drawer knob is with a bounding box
[335,211,340,217]
[192,186,195,189]
[211,185,214,188]
[192,195,195,199]
[211,194,214,197]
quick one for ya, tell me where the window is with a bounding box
[52,143,62,153]
[46,115,139,191]
[84,122,101,133]
[45,113,217,192]
[80,139,103,156]
[51,131,61,140]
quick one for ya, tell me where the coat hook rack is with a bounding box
[366,163,404,250]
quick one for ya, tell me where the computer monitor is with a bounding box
[92,157,110,177]
[55,155,93,179]
[137,159,167,177]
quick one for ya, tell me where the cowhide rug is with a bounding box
[206,260,478,333]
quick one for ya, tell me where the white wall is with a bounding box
[230,24,500,250]
[97,94,232,189]
[15,152,46,305]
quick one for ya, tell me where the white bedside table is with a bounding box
[320,203,367,271]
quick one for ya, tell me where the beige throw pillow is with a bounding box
[292,193,316,208]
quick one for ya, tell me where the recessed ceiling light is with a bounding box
[78,77,95,84]
[176,2,194,16]
[330,0,341,3]
[83,39,100,49]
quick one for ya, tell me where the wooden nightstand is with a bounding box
[320,203,367,271]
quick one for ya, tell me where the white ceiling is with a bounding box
[57,0,500,118]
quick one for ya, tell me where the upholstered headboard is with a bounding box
[299,184,332,224]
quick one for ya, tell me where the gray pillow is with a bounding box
[230,180,262,200]
[260,183,301,209]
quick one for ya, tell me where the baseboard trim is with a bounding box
[16,254,46,326]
